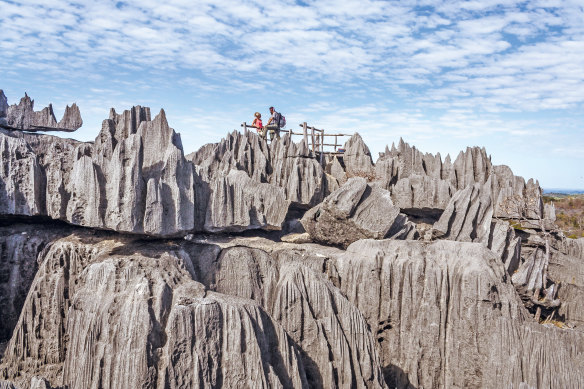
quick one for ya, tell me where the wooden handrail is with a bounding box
[240,121,350,156]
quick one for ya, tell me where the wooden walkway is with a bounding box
[241,121,351,162]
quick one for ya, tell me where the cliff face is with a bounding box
[1,92,583,389]
[0,91,82,132]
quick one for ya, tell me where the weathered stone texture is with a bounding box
[0,235,311,389]
[0,92,82,132]
[375,138,544,220]
[342,133,374,176]
[204,170,289,232]
[301,177,417,248]
[336,239,584,388]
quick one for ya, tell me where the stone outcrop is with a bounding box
[0,91,82,132]
[2,94,584,389]
[2,221,584,388]
[0,134,43,215]
[0,223,72,343]
[342,133,374,176]
[390,174,453,215]
[191,131,329,209]
[188,130,271,183]
[192,245,387,388]
[433,179,494,242]
[336,239,584,388]
[301,177,417,247]
[204,170,289,232]
[0,234,310,389]
[1,108,301,236]
[374,138,543,220]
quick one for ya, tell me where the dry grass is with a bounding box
[544,194,584,239]
[540,318,570,329]
[346,169,377,182]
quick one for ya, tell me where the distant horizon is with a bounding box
[543,188,584,194]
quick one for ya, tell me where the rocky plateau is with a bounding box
[0,91,583,388]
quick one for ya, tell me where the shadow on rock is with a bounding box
[383,364,417,389]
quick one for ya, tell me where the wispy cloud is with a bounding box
[3,0,582,110]
[1,0,583,187]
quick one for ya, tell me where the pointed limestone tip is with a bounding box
[0,89,7,117]
[155,108,169,128]
[58,103,83,130]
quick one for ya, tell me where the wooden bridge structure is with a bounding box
[241,121,351,163]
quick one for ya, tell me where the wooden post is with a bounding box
[311,127,315,152]
[334,135,338,152]
[303,122,308,146]
[320,132,324,164]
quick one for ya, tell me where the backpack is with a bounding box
[279,114,286,128]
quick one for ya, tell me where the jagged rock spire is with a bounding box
[0,91,82,132]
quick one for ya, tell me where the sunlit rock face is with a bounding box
[0,91,82,132]
[1,95,583,389]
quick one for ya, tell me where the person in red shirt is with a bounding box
[252,112,264,139]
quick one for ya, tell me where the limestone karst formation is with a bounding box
[1,91,583,388]
[0,90,82,132]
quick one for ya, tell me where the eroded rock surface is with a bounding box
[0,223,72,343]
[337,239,584,388]
[0,234,311,389]
[301,177,417,248]
[374,138,544,221]
[1,97,584,389]
[0,91,82,132]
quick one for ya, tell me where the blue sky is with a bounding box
[1,0,583,189]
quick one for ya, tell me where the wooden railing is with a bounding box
[241,121,351,162]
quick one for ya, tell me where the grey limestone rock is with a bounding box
[375,139,544,220]
[1,107,198,236]
[433,178,494,243]
[336,239,584,388]
[376,138,445,183]
[193,245,387,388]
[0,224,71,343]
[390,174,453,213]
[491,165,544,220]
[0,234,309,389]
[0,381,16,389]
[544,202,556,222]
[1,92,82,132]
[487,219,522,275]
[2,106,304,236]
[547,246,584,328]
[191,131,328,209]
[342,133,374,176]
[0,91,8,121]
[432,179,524,275]
[0,133,43,215]
[328,155,347,186]
[270,134,327,208]
[204,170,289,232]
[189,129,270,183]
[301,177,417,248]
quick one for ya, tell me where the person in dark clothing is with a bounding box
[264,106,281,141]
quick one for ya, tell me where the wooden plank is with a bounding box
[320,133,324,164]
[303,122,308,145]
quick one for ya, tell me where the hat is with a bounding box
[255,112,261,118]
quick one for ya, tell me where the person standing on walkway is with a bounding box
[252,112,264,139]
[264,106,281,141]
